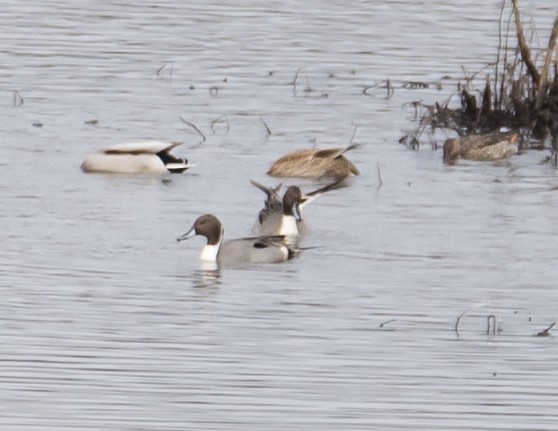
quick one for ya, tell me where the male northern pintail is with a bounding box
[443,132,518,165]
[267,145,359,179]
[177,214,298,266]
[250,177,345,236]
[81,141,192,174]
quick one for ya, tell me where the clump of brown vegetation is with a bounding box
[402,0,558,163]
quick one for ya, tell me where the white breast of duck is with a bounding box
[278,215,298,236]
[200,244,220,263]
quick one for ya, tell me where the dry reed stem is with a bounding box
[536,321,555,337]
[535,15,558,109]
[210,115,230,135]
[260,117,271,136]
[511,0,540,87]
[179,116,206,142]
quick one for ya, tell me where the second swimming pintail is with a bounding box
[250,177,346,236]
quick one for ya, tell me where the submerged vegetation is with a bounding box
[402,0,558,164]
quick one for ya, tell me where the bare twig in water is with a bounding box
[386,79,394,98]
[292,67,303,96]
[487,315,497,335]
[536,321,555,337]
[377,162,384,189]
[535,15,558,109]
[511,0,540,87]
[260,117,272,136]
[349,125,359,145]
[210,114,230,135]
[179,116,206,142]
[402,81,430,89]
[494,0,506,109]
[156,63,174,80]
[292,67,313,96]
[156,64,166,75]
[379,319,396,328]
[12,91,23,106]
[455,304,488,337]
[293,70,300,94]
[362,82,378,95]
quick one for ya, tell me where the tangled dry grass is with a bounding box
[402,0,558,163]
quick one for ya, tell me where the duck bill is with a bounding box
[176,226,196,242]
[299,194,317,211]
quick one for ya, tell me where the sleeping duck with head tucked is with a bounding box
[81,141,192,174]
[267,145,359,180]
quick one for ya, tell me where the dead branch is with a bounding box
[260,117,271,136]
[349,125,359,145]
[12,91,23,106]
[210,114,230,135]
[376,161,383,189]
[535,15,558,109]
[511,0,541,87]
[386,79,394,98]
[292,67,314,96]
[536,321,555,337]
[379,319,396,328]
[179,116,206,142]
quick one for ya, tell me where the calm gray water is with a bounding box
[2,1,558,430]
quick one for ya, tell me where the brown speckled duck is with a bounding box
[268,145,359,179]
[443,132,518,165]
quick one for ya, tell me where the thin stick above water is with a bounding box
[179,116,206,142]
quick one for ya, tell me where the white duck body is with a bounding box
[81,141,191,174]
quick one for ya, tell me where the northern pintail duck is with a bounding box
[442,132,518,165]
[250,177,345,236]
[267,145,359,179]
[81,141,191,174]
[177,214,297,266]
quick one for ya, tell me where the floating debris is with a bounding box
[536,322,555,337]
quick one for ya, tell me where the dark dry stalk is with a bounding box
[156,64,166,75]
[349,125,359,145]
[260,117,271,136]
[211,114,230,135]
[536,321,555,337]
[535,15,558,109]
[487,315,497,335]
[12,90,23,106]
[494,0,506,109]
[179,116,206,142]
[499,9,515,110]
[386,79,394,98]
[292,67,305,96]
[511,0,541,87]
[376,162,383,188]
[156,63,173,80]
[378,319,395,328]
